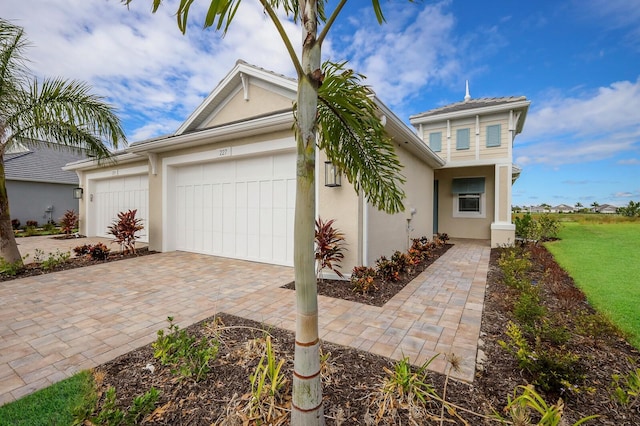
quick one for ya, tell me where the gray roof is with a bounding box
[411,96,528,119]
[5,143,87,185]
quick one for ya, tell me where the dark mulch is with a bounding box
[89,243,640,425]
[281,244,452,306]
[0,245,156,282]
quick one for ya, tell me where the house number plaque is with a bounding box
[218,147,231,158]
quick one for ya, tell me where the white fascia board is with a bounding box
[127,111,294,154]
[438,159,511,169]
[62,152,145,172]
[372,96,445,168]
[410,100,531,125]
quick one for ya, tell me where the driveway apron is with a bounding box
[0,238,490,406]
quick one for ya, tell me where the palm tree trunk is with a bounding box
[0,152,23,265]
[291,1,324,424]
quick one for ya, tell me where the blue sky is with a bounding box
[1,0,639,207]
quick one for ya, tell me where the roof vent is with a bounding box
[464,80,471,102]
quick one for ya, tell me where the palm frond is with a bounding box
[315,61,405,214]
[5,78,126,160]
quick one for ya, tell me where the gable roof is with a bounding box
[176,60,297,135]
[5,142,87,185]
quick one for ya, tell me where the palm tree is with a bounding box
[123,1,405,423]
[591,201,600,213]
[0,19,126,265]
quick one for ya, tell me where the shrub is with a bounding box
[42,222,56,233]
[74,243,111,261]
[314,217,346,279]
[515,213,539,240]
[498,248,532,290]
[390,250,411,275]
[351,266,377,293]
[375,255,399,283]
[499,321,583,393]
[41,250,71,270]
[25,220,38,228]
[153,316,219,382]
[24,226,38,236]
[514,290,546,329]
[611,368,640,408]
[436,232,449,245]
[108,209,144,254]
[0,257,23,276]
[410,237,435,260]
[537,214,560,240]
[11,219,20,230]
[60,210,79,235]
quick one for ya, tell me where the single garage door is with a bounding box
[173,152,295,266]
[92,175,149,242]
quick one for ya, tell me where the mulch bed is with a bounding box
[88,243,640,425]
[281,244,452,306]
[0,245,156,282]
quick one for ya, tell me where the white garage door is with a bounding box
[92,175,149,242]
[173,152,296,266]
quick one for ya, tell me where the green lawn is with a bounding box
[0,371,92,426]
[545,222,640,348]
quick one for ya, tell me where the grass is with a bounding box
[0,370,93,426]
[545,221,640,348]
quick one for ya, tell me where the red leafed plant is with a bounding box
[315,217,347,279]
[60,209,79,235]
[108,209,144,255]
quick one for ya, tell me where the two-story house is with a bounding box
[65,61,529,275]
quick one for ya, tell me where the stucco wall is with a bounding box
[435,165,494,240]
[365,143,435,266]
[6,180,79,226]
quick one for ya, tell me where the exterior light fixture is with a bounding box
[73,187,83,199]
[324,161,341,187]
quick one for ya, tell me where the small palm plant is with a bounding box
[107,209,144,254]
[59,210,79,236]
[314,217,346,280]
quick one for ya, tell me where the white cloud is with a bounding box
[339,1,460,108]
[516,78,640,166]
[0,0,300,138]
[618,158,640,165]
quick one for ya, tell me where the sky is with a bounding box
[1,0,639,207]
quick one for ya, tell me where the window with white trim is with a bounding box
[452,177,486,218]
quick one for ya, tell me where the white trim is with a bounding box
[475,115,480,160]
[84,164,148,180]
[491,223,515,230]
[130,112,293,154]
[494,165,500,223]
[453,193,486,219]
[362,192,369,267]
[439,158,511,169]
[446,119,451,162]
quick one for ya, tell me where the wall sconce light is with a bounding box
[73,187,83,199]
[324,161,341,187]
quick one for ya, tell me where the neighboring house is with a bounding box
[65,61,529,275]
[596,204,618,214]
[552,204,574,213]
[5,141,86,226]
[528,205,547,213]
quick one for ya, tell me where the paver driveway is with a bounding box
[0,238,490,406]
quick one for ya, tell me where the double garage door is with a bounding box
[92,175,149,243]
[172,152,296,266]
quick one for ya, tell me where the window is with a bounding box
[486,124,501,147]
[452,177,485,218]
[429,132,442,152]
[456,128,470,150]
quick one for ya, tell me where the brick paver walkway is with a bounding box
[0,238,489,406]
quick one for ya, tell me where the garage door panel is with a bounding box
[92,175,149,242]
[174,152,295,265]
